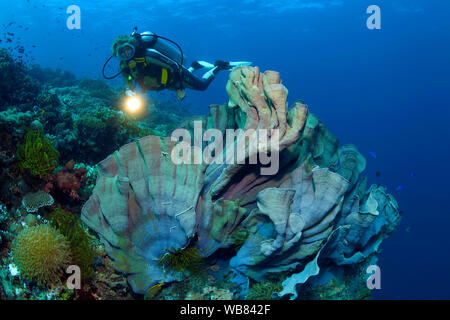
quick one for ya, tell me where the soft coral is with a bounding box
[44,160,87,200]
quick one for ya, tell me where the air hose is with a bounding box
[102,55,123,79]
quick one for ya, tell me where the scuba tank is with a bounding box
[132,28,184,67]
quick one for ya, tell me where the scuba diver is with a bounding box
[107,28,252,101]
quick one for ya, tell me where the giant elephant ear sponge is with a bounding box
[17,129,59,176]
[12,224,71,287]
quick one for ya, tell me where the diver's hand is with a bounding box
[125,89,136,97]
[176,89,186,101]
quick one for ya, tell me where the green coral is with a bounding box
[74,107,161,163]
[230,226,250,251]
[247,280,283,300]
[82,117,107,130]
[17,129,59,176]
[158,247,204,275]
[49,208,97,281]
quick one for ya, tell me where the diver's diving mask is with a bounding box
[116,43,136,61]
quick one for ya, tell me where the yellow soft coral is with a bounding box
[12,224,71,287]
[17,129,59,176]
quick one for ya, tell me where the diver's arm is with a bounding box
[123,72,136,96]
[119,61,135,95]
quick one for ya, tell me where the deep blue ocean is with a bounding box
[1,0,449,299]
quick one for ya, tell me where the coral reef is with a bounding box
[81,66,401,299]
[0,48,194,300]
[28,64,78,88]
[88,255,133,300]
[0,203,10,245]
[0,109,34,138]
[202,286,234,300]
[71,107,157,163]
[0,47,401,300]
[11,224,71,287]
[0,48,192,300]
[0,48,40,107]
[1,49,184,167]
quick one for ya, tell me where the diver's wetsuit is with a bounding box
[121,32,218,93]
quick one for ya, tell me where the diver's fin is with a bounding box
[189,60,215,72]
[228,61,253,71]
[229,61,252,68]
[197,61,215,69]
[203,67,218,79]
[208,61,253,77]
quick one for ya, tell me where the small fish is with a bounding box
[396,185,405,191]
[376,171,381,177]
[406,227,411,233]
[399,210,404,214]
[369,151,377,158]
[41,110,45,116]
[144,281,165,299]
[410,171,416,178]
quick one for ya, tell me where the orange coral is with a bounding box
[12,224,71,287]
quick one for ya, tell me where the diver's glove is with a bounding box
[125,89,136,97]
